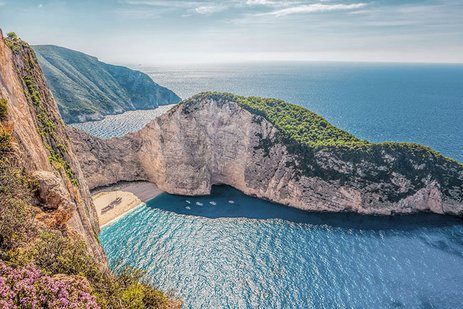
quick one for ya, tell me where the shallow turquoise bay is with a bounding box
[95,63,463,308]
[100,186,463,308]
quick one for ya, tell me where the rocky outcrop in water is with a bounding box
[70,93,463,217]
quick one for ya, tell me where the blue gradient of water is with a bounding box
[96,63,463,308]
[146,62,463,162]
[71,105,175,139]
[100,186,463,308]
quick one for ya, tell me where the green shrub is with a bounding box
[6,32,17,40]
[119,283,146,308]
[0,124,12,151]
[186,92,366,148]
[0,98,7,121]
[0,197,35,252]
[0,157,36,251]
[117,282,170,309]
[185,93,460,168]
[5,32,20,52]
[18,231,102,278]
[11,230,172,308]
[141,285,171,308]
[113,265,170,308]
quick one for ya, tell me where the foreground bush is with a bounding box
[9,231,172,308]
[0,155,173,308]
[1,155,173,308]
[0,35,176,308]
[0,262,99,308]
[0,98,7,121]
[0,157,36,252]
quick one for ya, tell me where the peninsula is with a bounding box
[70,93,463,217]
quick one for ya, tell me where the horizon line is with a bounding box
[117,58,463,67]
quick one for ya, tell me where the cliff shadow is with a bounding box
[145,185,463,231]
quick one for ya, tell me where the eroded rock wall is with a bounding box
[71,95,463,217]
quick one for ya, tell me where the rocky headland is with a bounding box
[70,93,463,217]
[33,45,181,123]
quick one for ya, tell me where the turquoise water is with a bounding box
[96,63,463,308]
[100,186,463,308]
[71,105,175,139]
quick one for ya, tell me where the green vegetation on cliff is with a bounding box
[188,92,461,164]
[184,93,462,203]
[236,94,461,165]
[0,98,8,120]
[235,95,367,148]
[33,45,181,123]
[0,99,10,151]
[1,34,176,308]
[0,146,172,308]
[185,92,365,147]
[6,35,79,186]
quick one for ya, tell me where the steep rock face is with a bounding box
[33,45,180,123]
[104,63,180,109]
[70,94,463,217]
[69,128,147,188]
[0,32,106,264]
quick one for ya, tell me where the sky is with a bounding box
[1,0,462,65]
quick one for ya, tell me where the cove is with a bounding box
[100,186,463,308]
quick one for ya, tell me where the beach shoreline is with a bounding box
[92,181,162,227]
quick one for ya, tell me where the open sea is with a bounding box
[95,62,463,308]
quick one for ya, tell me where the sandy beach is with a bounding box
[92,181,162,227]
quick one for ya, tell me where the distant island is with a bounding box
[33,45,180,123]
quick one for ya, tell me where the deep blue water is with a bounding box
[96,62,463,308]
[100,186,463,308]
[146,62,463,162]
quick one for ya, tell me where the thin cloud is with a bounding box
[257,3,367,17]
[114,7,169,19]
[195,5,226,14]
[245,0,302,8]
[246,0,277,5]
[124,0,296,11]
[124,1,202,8]
[124,0,229,15]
